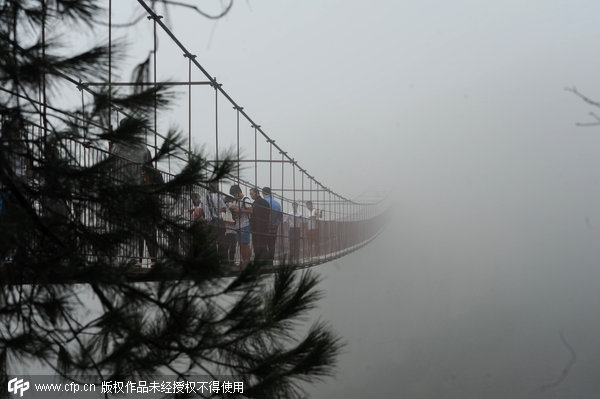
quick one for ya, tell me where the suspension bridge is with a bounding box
[1,0,388,280]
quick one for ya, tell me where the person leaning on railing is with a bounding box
[284,201,303,264]
[190,193,204,221]
[138,151,162,266]
[228,185,252,268]
[262,187,281,266]
[249,187,269,264]
[222,195,237,266]
[202,181,227,264]
[305,200,322,259]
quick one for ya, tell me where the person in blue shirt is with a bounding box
[262,187,281,266]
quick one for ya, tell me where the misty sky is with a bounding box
[63,1,600,397]
[106,1,600,202]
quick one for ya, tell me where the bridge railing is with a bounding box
[1,0,389,271]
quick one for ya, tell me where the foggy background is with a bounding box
[196,2,600,397]
[39,0,600,397]
[144,3,600,397]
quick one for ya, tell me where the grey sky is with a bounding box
[109,1,600,205]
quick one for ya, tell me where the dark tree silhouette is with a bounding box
[0,1,342,398]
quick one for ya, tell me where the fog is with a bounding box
[15,0,600,397]
[305,205,600,397]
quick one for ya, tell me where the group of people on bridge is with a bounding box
[188,183,324,268]
[1,117,366,269]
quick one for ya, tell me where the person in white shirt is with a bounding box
[228,185,252,267]
[305,200,322,258]
[284,202,303,263]
[202,181,227,263]
[222,195,238,265]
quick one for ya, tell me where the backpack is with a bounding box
[233,196,250,225]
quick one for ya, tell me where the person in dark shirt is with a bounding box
[262,187,281,266]
[138,153,162,266]
[285,202,303,264]
[249,187,269,264]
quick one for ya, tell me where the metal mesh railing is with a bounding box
[1,0,388,274]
